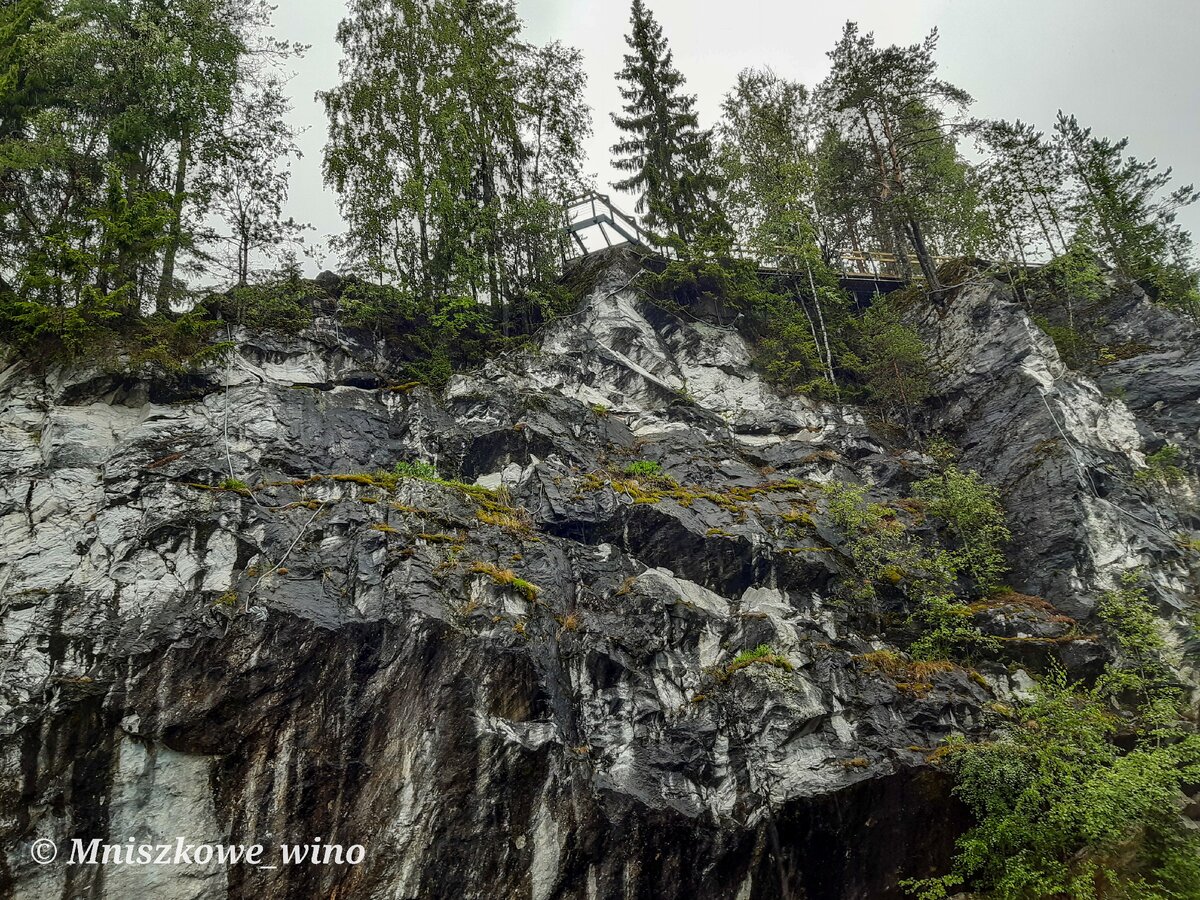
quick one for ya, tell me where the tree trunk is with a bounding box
[157,128,190,315]
[907,217,943,296]
[1042,191,1069,252]
[801,262,836,387]
[115,151,151,312]
[237,206,252,286]
[1014,165,1059,256]
[1064,140,1125,274]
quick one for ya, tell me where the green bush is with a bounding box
[1031,241,1106,305]
[1098,570,1165,663]
[1135,444,1186,487]
[0,286,125,360]
[906,669,1200,900]
[0,265,312,371]
[908,592,997,662]
[203,267,314,333]
[622,460,664,479]
[719,644,794,678]
[823,474,1004,661]
[1032,314,1090,367]
[340,283,522,386]
[858,298,932,424]
[913,465,1011,593]
[643,255,861,401]
[394,460,439,480]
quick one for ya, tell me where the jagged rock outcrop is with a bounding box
[1,250,1196,899]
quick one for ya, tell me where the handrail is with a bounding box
[562,194,977,284]
[564,191,650,254]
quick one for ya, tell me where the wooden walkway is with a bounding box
[563,191,952,298]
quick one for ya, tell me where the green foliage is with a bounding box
[714,66,853,392]
[823,480,944,601]
[123,309,232,375]
[470,561,541,601]
[1034,241,1107,304]
[731,644,786,667]
[206,79,308,287]
[1135,444,1186,487]
[611,0,727,247]
[823,472,1005,661]
[1031,315,1089,367]
[321,0,589,329]
[645,254,871,401]
[643,252,764,311]
[819,24,982,292]
[913,465,1011,593]
[907,669,1200,900]
[0,285,125,358]
[622,460,663,478]
[974,119,1070,263]
[1098,571,1163,660]
[0,263,316,371]
[858,297,932,424]
[1095,570,1184,728]
[338,280,529,384]
[1055,112,1199,309]
[1022,243,1107,367]
[0,0,296,315]
[219,477,250,494]
[204,267,314,333]
[0,0,303,355]
[718,644,794,679]
[717,67,813,262]
[908,592,995,662]
[394,460,439,480]
[0,284,238,376]
[750,301,840,397]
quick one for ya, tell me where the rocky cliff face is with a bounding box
[1,251,1197,899]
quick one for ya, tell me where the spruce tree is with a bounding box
[610,0,723,247]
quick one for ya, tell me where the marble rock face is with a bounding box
[1,251,1196,898]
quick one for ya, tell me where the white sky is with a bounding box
[275,0,1200,273]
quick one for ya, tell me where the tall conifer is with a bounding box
[610,0,723,247]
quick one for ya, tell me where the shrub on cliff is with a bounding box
[907,669,1200,900]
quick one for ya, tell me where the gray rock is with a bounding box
[0,254,1195,899]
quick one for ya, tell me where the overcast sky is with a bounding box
[275,0,1200,272]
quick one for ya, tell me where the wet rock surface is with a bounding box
[1,252,1196,899]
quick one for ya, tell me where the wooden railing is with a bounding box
[837,250,956,281]
[562,193,959,283]
[563,191,650,257]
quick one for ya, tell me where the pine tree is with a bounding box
[818,23,980,296]
[976,119,1068,263]
[1055,111,1199,306]
[610,0,723,248]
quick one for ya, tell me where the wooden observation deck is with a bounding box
[563,191,954,302]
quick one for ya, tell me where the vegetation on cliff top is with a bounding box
[3,1,1196,386]
[1,4,1198,894]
